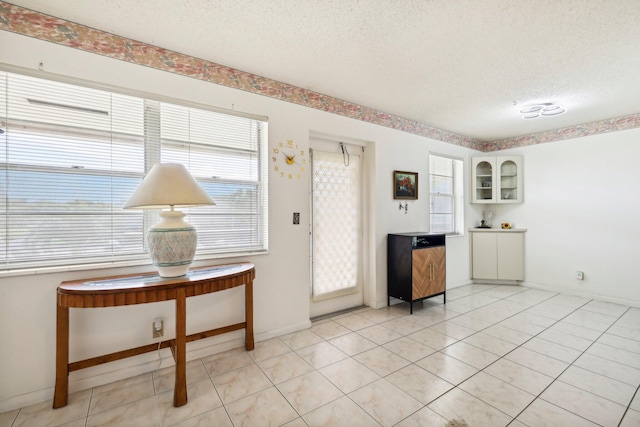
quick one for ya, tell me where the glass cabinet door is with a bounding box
[500,160,517,201]
[471,156,523,204]
[473,159,495,203]
[498,157,523,203]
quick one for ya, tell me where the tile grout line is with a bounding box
[6,286,637,427]
[412,289,579,424]
[374,287,561,425]
[403,287,628,425]
[141,294,634,426]
[377,289,544,420]
[504,304,634,426]
[617,385,640,427]
[145,297,638,425]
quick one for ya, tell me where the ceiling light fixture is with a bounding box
[520,103,566,119]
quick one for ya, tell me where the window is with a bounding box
[429,154,463,234]
[0,71,268,272]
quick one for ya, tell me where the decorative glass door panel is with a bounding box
[472,156,523,204]
[310,146,363,315]
[500,160,518,201]
[473,159,495,203]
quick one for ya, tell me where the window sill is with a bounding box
[0,250,269,278]
[444,232,465,238]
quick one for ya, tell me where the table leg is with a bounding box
[53,303,69,409]
[173,287,187,407]
[245,281,254,350]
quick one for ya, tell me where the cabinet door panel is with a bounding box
[471,156,523,204]
[412,248,431,299]
[428,246,446,295]
[497,233,524,280]
[472,233,498,279]
[497,157,523,204]
[471,157,496,203]
[412,247,446,299]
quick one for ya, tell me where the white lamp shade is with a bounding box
[124,163,214,209]
[123,163,214,277]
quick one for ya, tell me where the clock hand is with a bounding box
[284,153,296,165]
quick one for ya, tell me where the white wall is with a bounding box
[6,26,637,412]
[482,128,640,305]
[0,31,476,410]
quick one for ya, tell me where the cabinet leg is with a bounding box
[443,291,446,304]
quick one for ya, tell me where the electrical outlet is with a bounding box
[293,212,300,225]
[576,271,584,280]
[152,318,164,338]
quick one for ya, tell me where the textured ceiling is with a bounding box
[6,0,640,142]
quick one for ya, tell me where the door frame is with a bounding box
[308,132,374,318]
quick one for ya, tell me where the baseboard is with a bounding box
[468,279,640,308]
[521,280,640,308]
[0,319,312,413]
[471,279,519,285]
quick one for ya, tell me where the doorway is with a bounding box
[310,139,365,318]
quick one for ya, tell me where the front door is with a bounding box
[310,140,364,318]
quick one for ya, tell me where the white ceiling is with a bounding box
[10,0,640,142]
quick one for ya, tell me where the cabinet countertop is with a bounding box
[468,228,527,233]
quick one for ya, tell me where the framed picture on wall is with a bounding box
[393,170,418,200]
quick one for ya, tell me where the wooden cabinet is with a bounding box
[471,156,523,204]
[412,246,446,299]
[470,229,525,281]
[388,233,446,313]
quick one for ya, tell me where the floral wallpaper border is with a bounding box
[1,2,639,152]
[482,113,640,151]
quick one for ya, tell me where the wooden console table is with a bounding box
[53,262,255,409]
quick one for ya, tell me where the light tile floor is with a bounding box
[2,284,640,426]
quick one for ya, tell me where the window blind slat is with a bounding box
[0,71,268,272]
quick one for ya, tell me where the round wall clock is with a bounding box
[272,139,306,179]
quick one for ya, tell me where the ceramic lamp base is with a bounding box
[148,210,197,278]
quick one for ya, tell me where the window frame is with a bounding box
[0,67,269,276]
[429,153,464,236]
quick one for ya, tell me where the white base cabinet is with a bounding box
[470,229,526,281]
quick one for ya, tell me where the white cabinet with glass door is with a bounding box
[471,156,523,203]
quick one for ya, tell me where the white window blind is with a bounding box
[429,154,463,234]
[0,71,268,272]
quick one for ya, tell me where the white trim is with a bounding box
[520,280,640,308]
[308,130,372,148]
[428,151,464,162]
[0,250,269,278]
[470,279,640,308]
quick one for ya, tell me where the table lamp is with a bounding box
[124,163,215,277]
